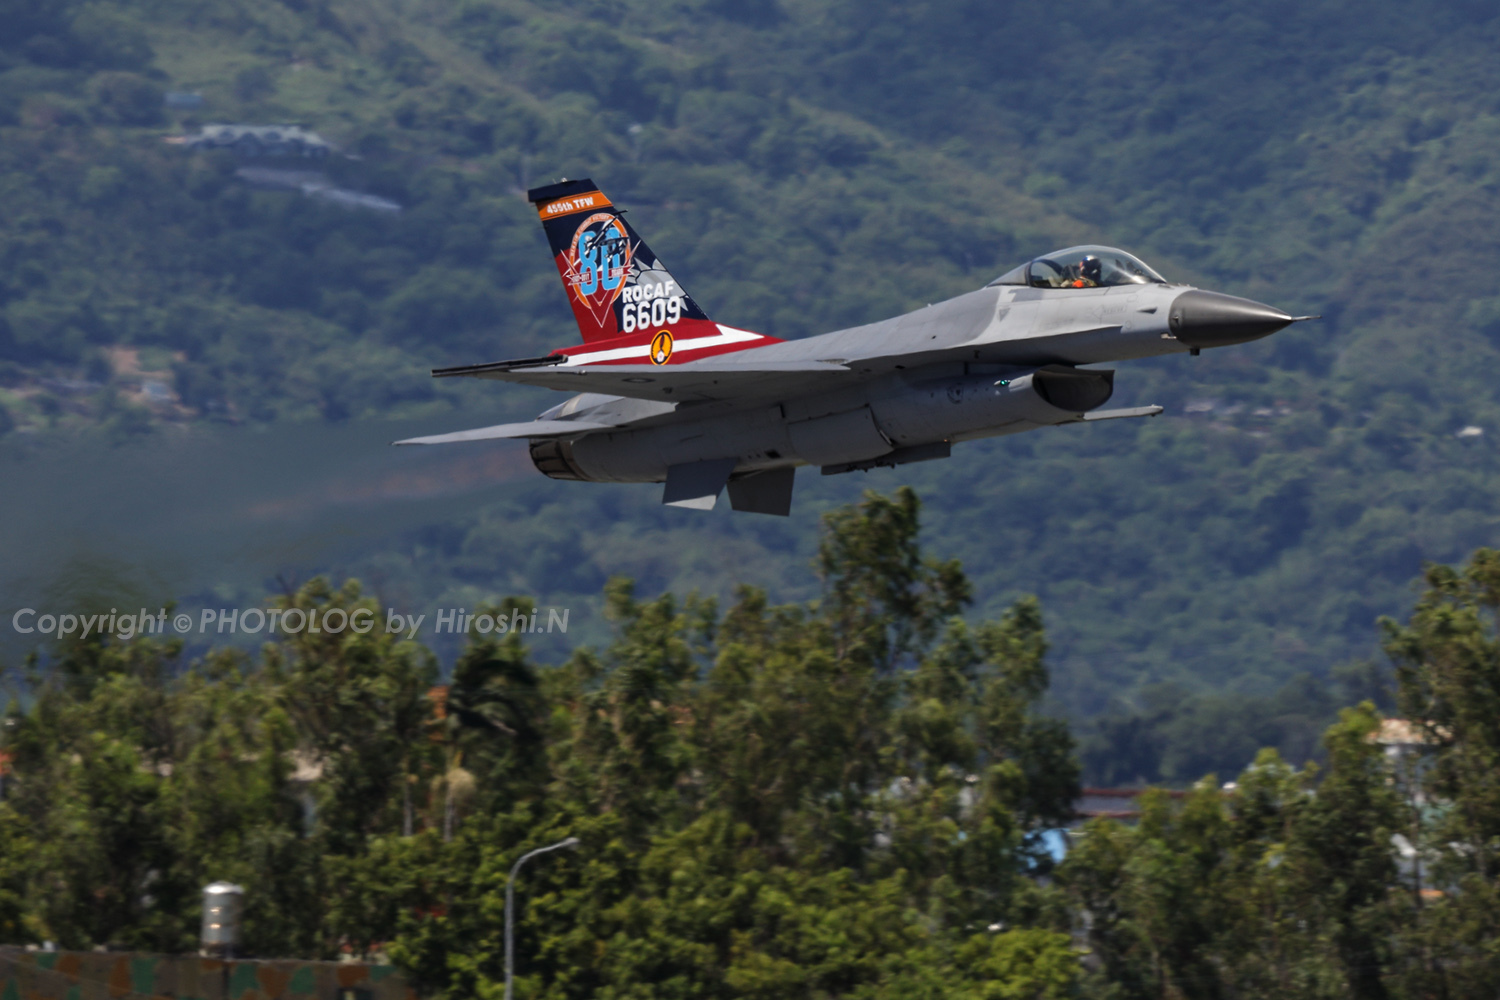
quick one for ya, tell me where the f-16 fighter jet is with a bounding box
[398,179,1312,515]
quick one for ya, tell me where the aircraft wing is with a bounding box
[393,419,616,446]
[433,357,852,403]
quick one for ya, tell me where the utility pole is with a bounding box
[505,836,580,1000]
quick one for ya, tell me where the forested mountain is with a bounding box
[5,0,1500,780]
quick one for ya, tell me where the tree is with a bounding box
[0,492,1085,996]
[817,487,970,671]
[1382,549,1500,996]
[268,578,437,857]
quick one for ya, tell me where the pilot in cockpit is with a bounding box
[985,245,1168,291]
[1063,255,1102,288]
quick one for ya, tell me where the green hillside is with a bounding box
[5,0,1500,779]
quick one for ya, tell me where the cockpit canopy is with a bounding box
[989,245,1166,289]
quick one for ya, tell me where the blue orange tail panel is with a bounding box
[527,179,779,365]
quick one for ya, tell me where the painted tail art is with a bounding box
[527,178,778,366]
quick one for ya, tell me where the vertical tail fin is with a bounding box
[527,178,777,364]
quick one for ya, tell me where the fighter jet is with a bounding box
[397,178,1312,515]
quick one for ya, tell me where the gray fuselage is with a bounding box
[532,280,1192,484]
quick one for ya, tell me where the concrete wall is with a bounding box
[0,949,417,1000]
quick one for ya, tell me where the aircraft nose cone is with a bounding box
[1169,289,1295,349]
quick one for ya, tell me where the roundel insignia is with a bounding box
[650,330,674,365]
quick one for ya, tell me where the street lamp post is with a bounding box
[505,836,580,1000]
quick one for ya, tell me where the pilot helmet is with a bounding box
[1079,255,1102,282]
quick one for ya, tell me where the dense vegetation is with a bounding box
[6,490,1500,999]
[5,0,1500,780]
[4,491,1085,997]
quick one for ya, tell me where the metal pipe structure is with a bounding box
[504,836,580,1000]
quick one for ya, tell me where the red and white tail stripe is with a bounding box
[559,323,775,367]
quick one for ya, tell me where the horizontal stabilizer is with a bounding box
[1079,405,1164,422]
[433,354,565,376]
[392,419,615,446]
